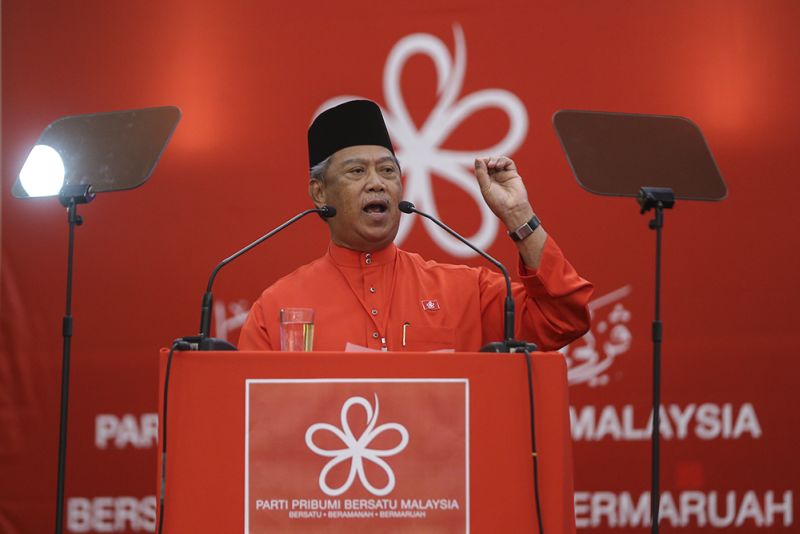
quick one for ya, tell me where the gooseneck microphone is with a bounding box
[398,200,536,353]
[183,205,336,351]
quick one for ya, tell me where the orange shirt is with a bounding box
[238,237,593,352]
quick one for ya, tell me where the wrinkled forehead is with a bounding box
[328,145,397,168]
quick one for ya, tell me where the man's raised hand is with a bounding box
[474,156,534,230]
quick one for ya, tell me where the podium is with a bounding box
[158,350,576,533]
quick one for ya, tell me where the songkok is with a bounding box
[308,100,395,168]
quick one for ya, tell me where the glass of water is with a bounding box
[279,308,315,352]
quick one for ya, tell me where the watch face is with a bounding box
[510,216,539,242]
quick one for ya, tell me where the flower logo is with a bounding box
[314,24,528,257]
[305,394,409,496]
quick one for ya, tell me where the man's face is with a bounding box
[310,145,402,252]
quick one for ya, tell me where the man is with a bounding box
[239,99,592,352]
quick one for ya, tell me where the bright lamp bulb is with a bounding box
[19,144,66,197]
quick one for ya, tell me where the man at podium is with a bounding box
[239,99,593,352]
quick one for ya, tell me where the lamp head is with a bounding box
[18,144,65,197]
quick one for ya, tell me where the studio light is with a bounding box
[18,144,65,197]
[12,106,181,534]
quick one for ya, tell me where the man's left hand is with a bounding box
[474,156,546,269]
[474,156,535,230]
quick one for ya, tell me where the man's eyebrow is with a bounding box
[339,158,368,166]
[339,156,398,166]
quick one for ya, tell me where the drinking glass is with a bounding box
[279,308,314,351]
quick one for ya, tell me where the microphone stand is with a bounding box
[179,206,336,351]
[397,201,536,353]
[159,205,337,531]
[398,200,544,532]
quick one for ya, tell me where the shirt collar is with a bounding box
[328,241,397,268]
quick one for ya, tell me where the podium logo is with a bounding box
[246,379,467,531]
[305,394,409,497]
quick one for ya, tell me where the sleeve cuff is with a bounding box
[517,236,569,297]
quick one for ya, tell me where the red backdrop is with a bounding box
[2,1,798,532]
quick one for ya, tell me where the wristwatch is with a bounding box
[508,214,541,242]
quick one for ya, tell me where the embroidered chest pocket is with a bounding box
[401,325,456,352]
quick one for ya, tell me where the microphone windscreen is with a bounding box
[320,205,337,218]
[398,200,415,213]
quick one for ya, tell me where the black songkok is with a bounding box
[308,100,395,168]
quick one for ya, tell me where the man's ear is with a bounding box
[309,179,326,208]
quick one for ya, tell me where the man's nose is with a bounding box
[365,168,386,191]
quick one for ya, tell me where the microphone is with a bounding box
[181,205,336,351]
[398,200,536,353]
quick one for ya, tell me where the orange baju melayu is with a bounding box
[238,237,593,352]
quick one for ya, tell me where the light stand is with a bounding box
[12,106,181,534]
[53,185,95,534]
[553,109,726,534]
[638,186,675,532]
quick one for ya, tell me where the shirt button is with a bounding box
[369,287,376,293]
[372,332,379,339]
[371,309,378,316]
[365,253,372,265]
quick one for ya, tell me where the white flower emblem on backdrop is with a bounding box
[314,24,529,257]
[305,394,409,496]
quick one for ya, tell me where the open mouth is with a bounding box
[362,200,389,214]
